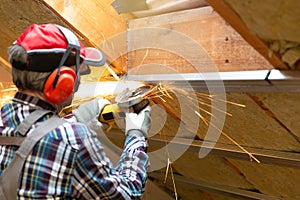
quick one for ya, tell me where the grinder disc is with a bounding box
[115,85,151,109]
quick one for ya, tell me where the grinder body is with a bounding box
[98,99,149,123]
[98,85,151,124]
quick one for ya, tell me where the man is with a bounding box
[0,24,150,199]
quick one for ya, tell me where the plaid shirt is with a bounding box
[0,92,149,199]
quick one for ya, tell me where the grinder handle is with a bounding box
[99,99,150,124]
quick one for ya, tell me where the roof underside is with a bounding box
[0,1,300,199]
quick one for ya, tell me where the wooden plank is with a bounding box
[42,0,133,71]
[0,0,66,64]
[127,7,274,74]
[205,0,288,70]
[42,0,132,44]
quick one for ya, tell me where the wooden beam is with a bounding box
[127,7,275,74]
[41,0,132,44]
[205,0,289,70]
[0,0,66,64]
[41,0,133,72]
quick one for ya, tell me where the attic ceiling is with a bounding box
[1,1,300,200]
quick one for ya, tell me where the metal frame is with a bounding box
[105,131,300,169]
[148,136,300,169]
[125,70,300,93]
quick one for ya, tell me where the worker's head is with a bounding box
[8,23,105,107]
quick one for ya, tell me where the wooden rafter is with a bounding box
[41,0,133,72]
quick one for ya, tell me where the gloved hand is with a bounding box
[125,105,151,138]
[73,98,110,124]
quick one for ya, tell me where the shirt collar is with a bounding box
[13,92,56,112]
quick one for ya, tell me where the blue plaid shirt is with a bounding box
[0,92,149,199]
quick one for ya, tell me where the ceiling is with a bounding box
[1,0,300,199]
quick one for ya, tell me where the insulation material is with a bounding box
[228,159,300,200]
[223,0,300,43]
[224,0,300,69]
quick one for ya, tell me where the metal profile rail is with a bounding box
[148,136,300,169]
[125,69,300,93]
[105,132,300,169]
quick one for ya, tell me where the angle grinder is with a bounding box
[98,85,151,124]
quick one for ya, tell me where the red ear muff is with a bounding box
[44,67,76,104]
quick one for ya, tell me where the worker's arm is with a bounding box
[65,98,110,123]
[71,106,151,199]
[116,106,151,197]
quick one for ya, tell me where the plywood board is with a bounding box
[196,93,300,151]
[172,151,255,190]
[228,159,300,200]
[150,90,300,152]
[255,93,300,139]
[127,6,274,74]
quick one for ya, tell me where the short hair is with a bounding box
[8,45,51,92]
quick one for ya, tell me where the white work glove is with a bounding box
[73,98,110,124]
[125,105,151,138]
